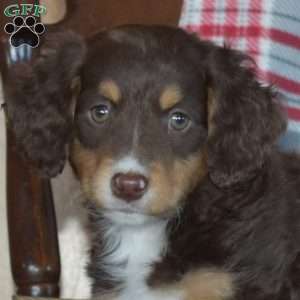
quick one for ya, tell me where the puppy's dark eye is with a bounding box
[90,104,110,123]
[169,111,190,131]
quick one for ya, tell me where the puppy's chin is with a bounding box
[102,209,162,226]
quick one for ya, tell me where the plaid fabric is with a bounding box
[179,0,300,150]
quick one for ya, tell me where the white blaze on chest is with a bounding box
[101,214,183,300]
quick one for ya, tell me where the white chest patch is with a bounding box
[100,213,182,300]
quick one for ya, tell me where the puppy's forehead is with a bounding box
[85,26,200,77]
[83,26,204,106]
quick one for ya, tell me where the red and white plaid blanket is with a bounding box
[179,0,300,150]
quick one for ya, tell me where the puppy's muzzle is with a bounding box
[111,172,148,202]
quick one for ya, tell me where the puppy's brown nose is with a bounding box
[111,173,148,202]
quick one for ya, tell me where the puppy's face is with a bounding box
[7,26,285,214]
[70,27,209,220]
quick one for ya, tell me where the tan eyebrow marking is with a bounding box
[98,80,121,104]
[159,84,183,110]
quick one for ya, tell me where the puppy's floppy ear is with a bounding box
[4,31,86,177]
[204,44,286,187]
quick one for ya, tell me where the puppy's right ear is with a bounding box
[4,31,86,177]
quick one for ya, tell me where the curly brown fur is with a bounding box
[4,31,86,176]
[204,45,286,187]
[4,25,300,300]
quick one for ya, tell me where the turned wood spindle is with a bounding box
[0,1,61,294]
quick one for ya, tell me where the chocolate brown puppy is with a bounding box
[5,25,300,300]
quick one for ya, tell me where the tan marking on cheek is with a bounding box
[92,158,114,206]
[172,151,207,197]
[179,269,235,300]
[70,140,97,197]
[70,140,113,205]
[99,79,121,104]
[147,162,173,214]
[159,84,183,110]
[147,151,207,215]
[208,88,217,136]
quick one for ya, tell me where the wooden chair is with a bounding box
[0,0,182,298]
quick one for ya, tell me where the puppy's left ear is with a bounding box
[4,31,86,177]
[204,44,286,188]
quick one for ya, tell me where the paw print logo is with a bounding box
[4,16,45,48]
